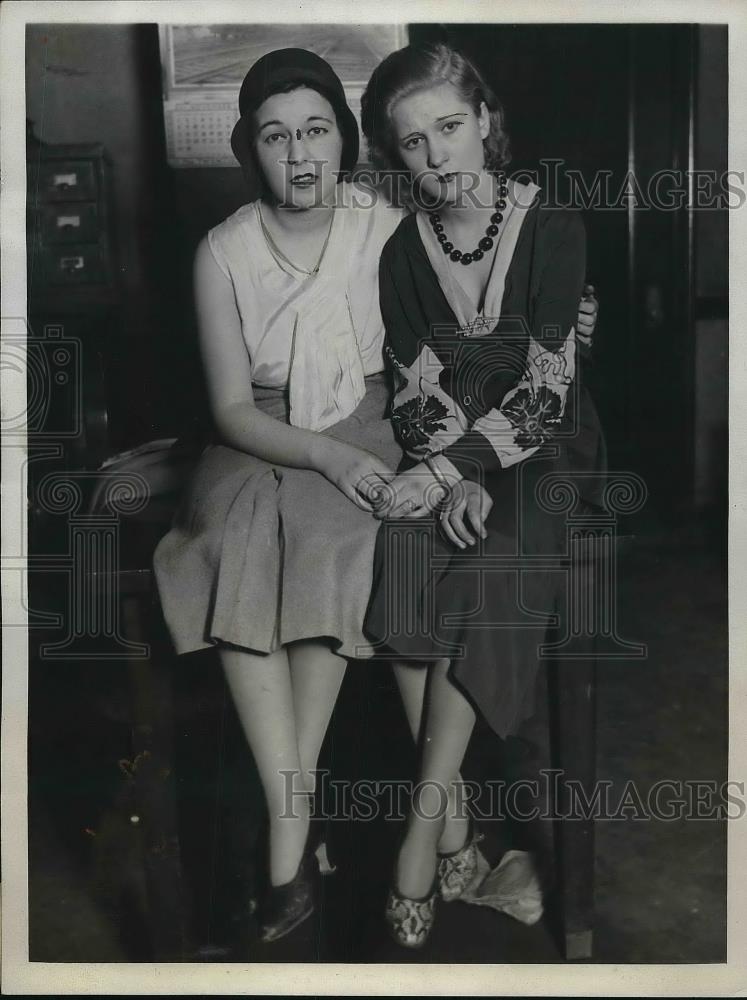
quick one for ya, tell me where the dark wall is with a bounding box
[693,26,728,508]
[695,25,728,302]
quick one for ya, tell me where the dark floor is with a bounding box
[27,512,727,963]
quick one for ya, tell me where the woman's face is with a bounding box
[253,87,344,208]
[390,81,490,206]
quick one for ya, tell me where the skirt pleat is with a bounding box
[154,376,402,659]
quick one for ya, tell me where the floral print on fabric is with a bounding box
[391,393,451,451]
[387,342,469,458]
[388,328,577,468]
[502,385,565,449]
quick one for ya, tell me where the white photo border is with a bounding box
[2,0,745,994]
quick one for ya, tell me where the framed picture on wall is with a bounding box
[158,23,408,167]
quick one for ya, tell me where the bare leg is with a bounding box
[288,639,348,794]
[395,658,477,899]
[392,660,471,853]
[391,660,427,742]
[221,646,310,887]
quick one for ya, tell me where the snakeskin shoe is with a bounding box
[385,873,439,949]
[437,824,482,902]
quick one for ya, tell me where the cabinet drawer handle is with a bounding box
[59,255,85,272]
[56,214,81,229]
[52,172,78,190]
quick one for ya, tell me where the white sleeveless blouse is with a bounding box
[206,183,405,429]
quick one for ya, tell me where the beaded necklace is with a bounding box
[428,172,508,266]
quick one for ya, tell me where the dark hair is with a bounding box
[361,42,511,173]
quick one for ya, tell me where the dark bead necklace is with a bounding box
[429,173,509,265]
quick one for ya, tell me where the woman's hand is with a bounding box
[439,480,493,549]
[314,438,395,512]
[372,462,450,520]
[577,283,598,349]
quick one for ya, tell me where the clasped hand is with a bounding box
[372,461,493,549]
[315,439,397,512]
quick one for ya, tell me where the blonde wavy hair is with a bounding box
[361,42,511,174]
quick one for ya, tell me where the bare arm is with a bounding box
[194,236,393,507]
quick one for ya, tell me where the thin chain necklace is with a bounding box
[258,203,335,276]
[429,172,508,266]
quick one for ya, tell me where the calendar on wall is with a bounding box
[158,23,407,169]
[162,96,236,168]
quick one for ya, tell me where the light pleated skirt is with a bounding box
[153,375,402,659]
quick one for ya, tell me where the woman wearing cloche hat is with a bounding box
[154,47,407,944]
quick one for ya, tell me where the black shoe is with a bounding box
[257,829,317,944]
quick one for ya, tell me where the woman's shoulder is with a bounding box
[380,211,420,267]
[506,177,583,238]
[509,193,585,273]
[527,193,585,246]
[207,201,259,243]
[203,202,260,276]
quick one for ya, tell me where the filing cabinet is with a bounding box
[38,201,100,244]
[27,142,117,310]
[37,157,98,202]
[27,137,122,470]
[39,244,107,287]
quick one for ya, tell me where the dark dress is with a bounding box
[364,180,605,738]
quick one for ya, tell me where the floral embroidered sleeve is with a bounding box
[382,210,586,482]
[380,248,472,463]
